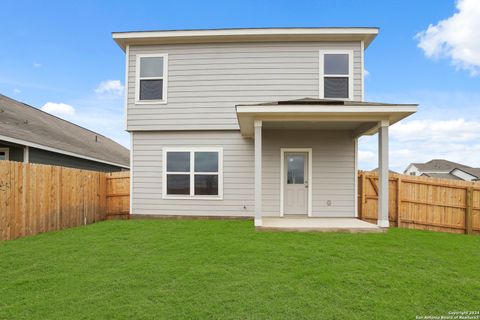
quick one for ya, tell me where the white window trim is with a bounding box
[135,53,168,105]
[279,148,313,217]
[319,49,354,100]
[162,147,224,200]
[0,147,9,160]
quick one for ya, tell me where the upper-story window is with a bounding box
[319,50,353,100]
[136,53,168,103]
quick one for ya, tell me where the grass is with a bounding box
[0,220,479,319]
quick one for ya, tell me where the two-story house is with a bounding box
[113,28,417,229]
[404,159,480,181]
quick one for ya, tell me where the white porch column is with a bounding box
[254,120,262,227]
[378,120,389,227]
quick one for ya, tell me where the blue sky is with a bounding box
[1,0,479,171]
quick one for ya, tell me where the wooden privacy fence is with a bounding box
[358,171,480,234]
[0,161,130,241]
[3,160,480,240]
[106,171,130,220]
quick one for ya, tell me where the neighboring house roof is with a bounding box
[112,27,379,51]
[370,168,399,174]
[0,94,129,168]
[408,159,471,173]
[421,173,462,180]
[451,167,480,180]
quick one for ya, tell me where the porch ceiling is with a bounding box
[236,98,417,138]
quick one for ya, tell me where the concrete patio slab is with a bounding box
[257,217,384,233]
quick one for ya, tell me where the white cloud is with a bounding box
[359,150,375,163]
[359,118,480,172]
[364,69,370,77]
[94,80,124,96]
[41,102,76,117]
[13,88,21,94]
[33,62,42,68]
[416,0,480,75]
[360,90,480,171]
[390,119,480,143]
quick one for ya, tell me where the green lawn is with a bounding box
[0,220,479,319]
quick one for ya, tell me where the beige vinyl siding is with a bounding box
[132,129,355,217]
[132,131,255,216]
[127,42,362,131]
[262,130,355,217]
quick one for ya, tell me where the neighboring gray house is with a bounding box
[0,94,129,172]
[113,27,417,228]
[404,159,480,181]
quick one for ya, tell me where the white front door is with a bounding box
[284,152,308,215]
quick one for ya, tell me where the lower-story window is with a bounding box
[163,148,223,199]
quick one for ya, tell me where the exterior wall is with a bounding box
[132,131,254,216]
[131,129,355,217]
[28,147,124,172]
[126,41,363,131]
[262,130,355,217]
[404,165,420,176]
[0,141,24,162]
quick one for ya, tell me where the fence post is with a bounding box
[465,186,473,235]
[359,172,365,220]
[21,162,28,238]
[396,176,402,228]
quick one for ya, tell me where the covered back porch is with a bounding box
[236,98,417,231]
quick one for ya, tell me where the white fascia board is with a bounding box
[236,104,417,138]
[112,28,379,51]
[236,104,417,114]
[0,134,129,169]
[113,28,379,40]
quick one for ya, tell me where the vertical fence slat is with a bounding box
[396,176,402,227]
[466,186,473,235]
[358,172,364,220]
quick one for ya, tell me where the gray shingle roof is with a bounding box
[451,167,480,179]
[411,159,471,172]
[0,94,129,167]
[421,172,462,180]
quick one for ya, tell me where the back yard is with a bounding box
[0,220,479,319]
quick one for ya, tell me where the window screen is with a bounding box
[324,77,349,99]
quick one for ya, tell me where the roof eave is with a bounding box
[235,104,417,138]
[0,134,130,169]
[112,28,379,51]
